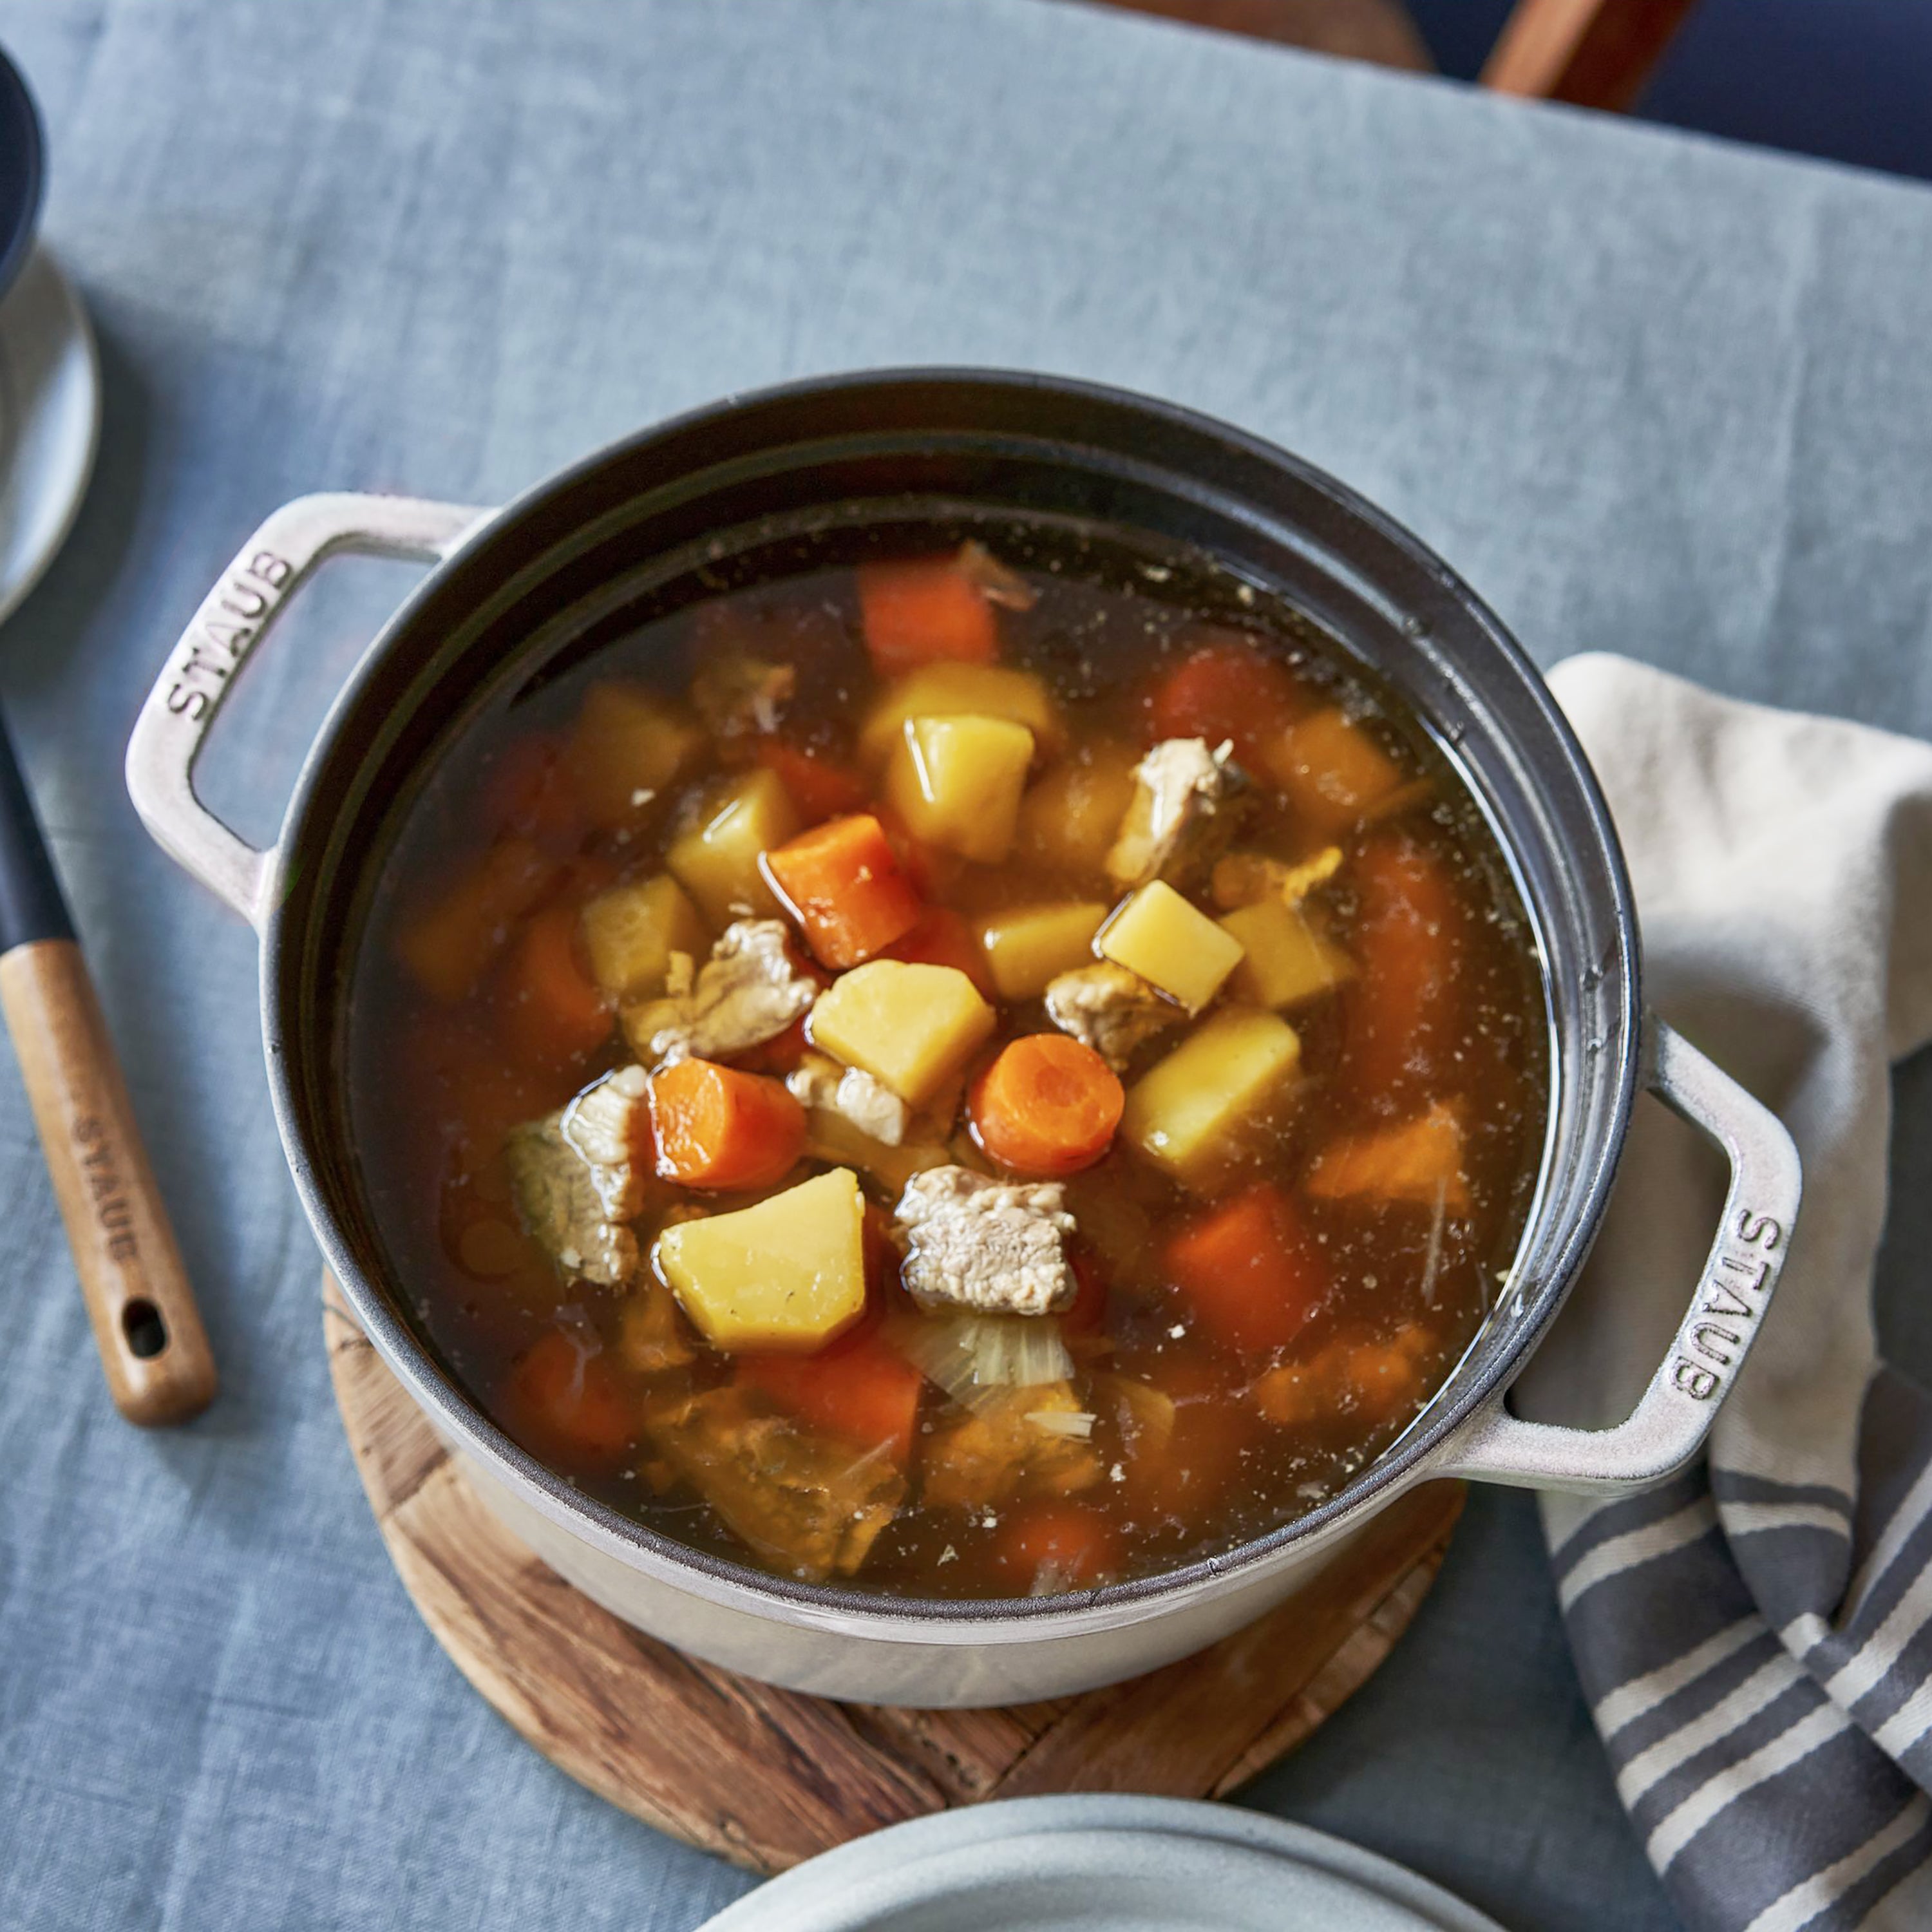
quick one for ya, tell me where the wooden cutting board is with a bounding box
[324,1273,1463,1875]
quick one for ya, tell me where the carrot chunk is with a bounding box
[1144,633,1305,767]
[884,905,994,998]
[506,1329,636,1465]
[992,1502,1119,1591]
[858,553,1001,676]
[1163,1184,1330,1354]
[650,1057,808,1191]
[501,900,614,1068]
[762,813,924,969]
[754,739,871,824]
[970,1035,1124,1178]
[1308,1099,1471,1213]
[736,1330,925,1464]
[1343,836,1464,1101]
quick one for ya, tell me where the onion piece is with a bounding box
[1026,1408,1096,1440]
[898,1312,1074,1412]
[957,539,1037,611]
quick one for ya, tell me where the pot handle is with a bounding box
[126,492,495,929]
[1431,1018,1801,1495]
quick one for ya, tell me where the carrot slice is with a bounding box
[650,1057,807,1190]
[736,1330,925,1463]
[970,1035,1124,1178]
[992,1502,1119,1591]
[754,739,871,824]
[883,905,994,998]
[1144,633,1305,767]
[1163,1184,1330,1354]
[506,1329,636,1465]
[857,553,1002,676]
[1343,835,1464,1101]
[763,813,924,969]
[501,900,614,1068]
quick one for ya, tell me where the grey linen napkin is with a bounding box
[1516,656,1932,1931]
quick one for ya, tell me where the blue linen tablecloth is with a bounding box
[3,3,1931,1927]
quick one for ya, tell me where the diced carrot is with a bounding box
[500,901,614,1068]
[763,813,925,969]
[857,553,1001,676]
[1163,1184,1330,1354]
[395,837,556,1003]
[754,739,871,824]
[506,1329,637,1465]
[970,1035,1124,1178]
[480,734,583,847]
[1342,836,1464,1101]
[650,1057,808,1190]
[1308,1099,1470,1213]
[1143,632,1305,767]
[884,904,993,997]
[736,1330,925,1463]
[992,1502,1119,1591]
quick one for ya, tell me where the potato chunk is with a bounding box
[858,662,1061,768]
[884,714,1035,864]
[654,1168,866,1352]
[580,873,709,999]
[1217,896,1354,1011]
[569,681,705,827]
[808,960,996,1107]
[1122,1007,1302,1184]
[978,901,1108,1002]
[665,768,800,926]
[1266,707,1406,835]
[1016,742,1140,879]
[1097,881,1244,1014]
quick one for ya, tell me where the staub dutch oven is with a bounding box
[126,372,1800,1707]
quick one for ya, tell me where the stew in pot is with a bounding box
[349,527,1549,1599]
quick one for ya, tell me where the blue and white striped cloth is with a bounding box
[1525,657,1932,1931]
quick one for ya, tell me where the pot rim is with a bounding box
[261,366,1643,1634]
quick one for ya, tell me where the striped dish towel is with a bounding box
[1520,656,1932,1931]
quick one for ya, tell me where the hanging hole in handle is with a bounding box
[191,553,439,852]
[121,1298,169,1359]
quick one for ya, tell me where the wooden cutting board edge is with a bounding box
[323,1272,1463,1874]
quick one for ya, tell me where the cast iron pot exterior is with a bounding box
[128,372,1801,1706]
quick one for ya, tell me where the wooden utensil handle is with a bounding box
[0,938,216,1424]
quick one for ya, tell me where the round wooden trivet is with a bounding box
[324,1273,1463,1875]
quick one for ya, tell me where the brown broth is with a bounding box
[346,534,1549,1600]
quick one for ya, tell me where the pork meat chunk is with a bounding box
[506,1112,638,1286]
[785,1050,911,1147]
[647,1384,904,1582]
[1105,735,1248,890]
[1044,960,1180,1072]
[895,1166,1077,1316]
[560,1065,651,1218]
[690,652,797,741]
[621,918,816,1065]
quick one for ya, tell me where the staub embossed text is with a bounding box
[1671,1207,1783,1400]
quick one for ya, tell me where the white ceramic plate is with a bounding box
[0,244,100,628]
[699,1796,1506,1931]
